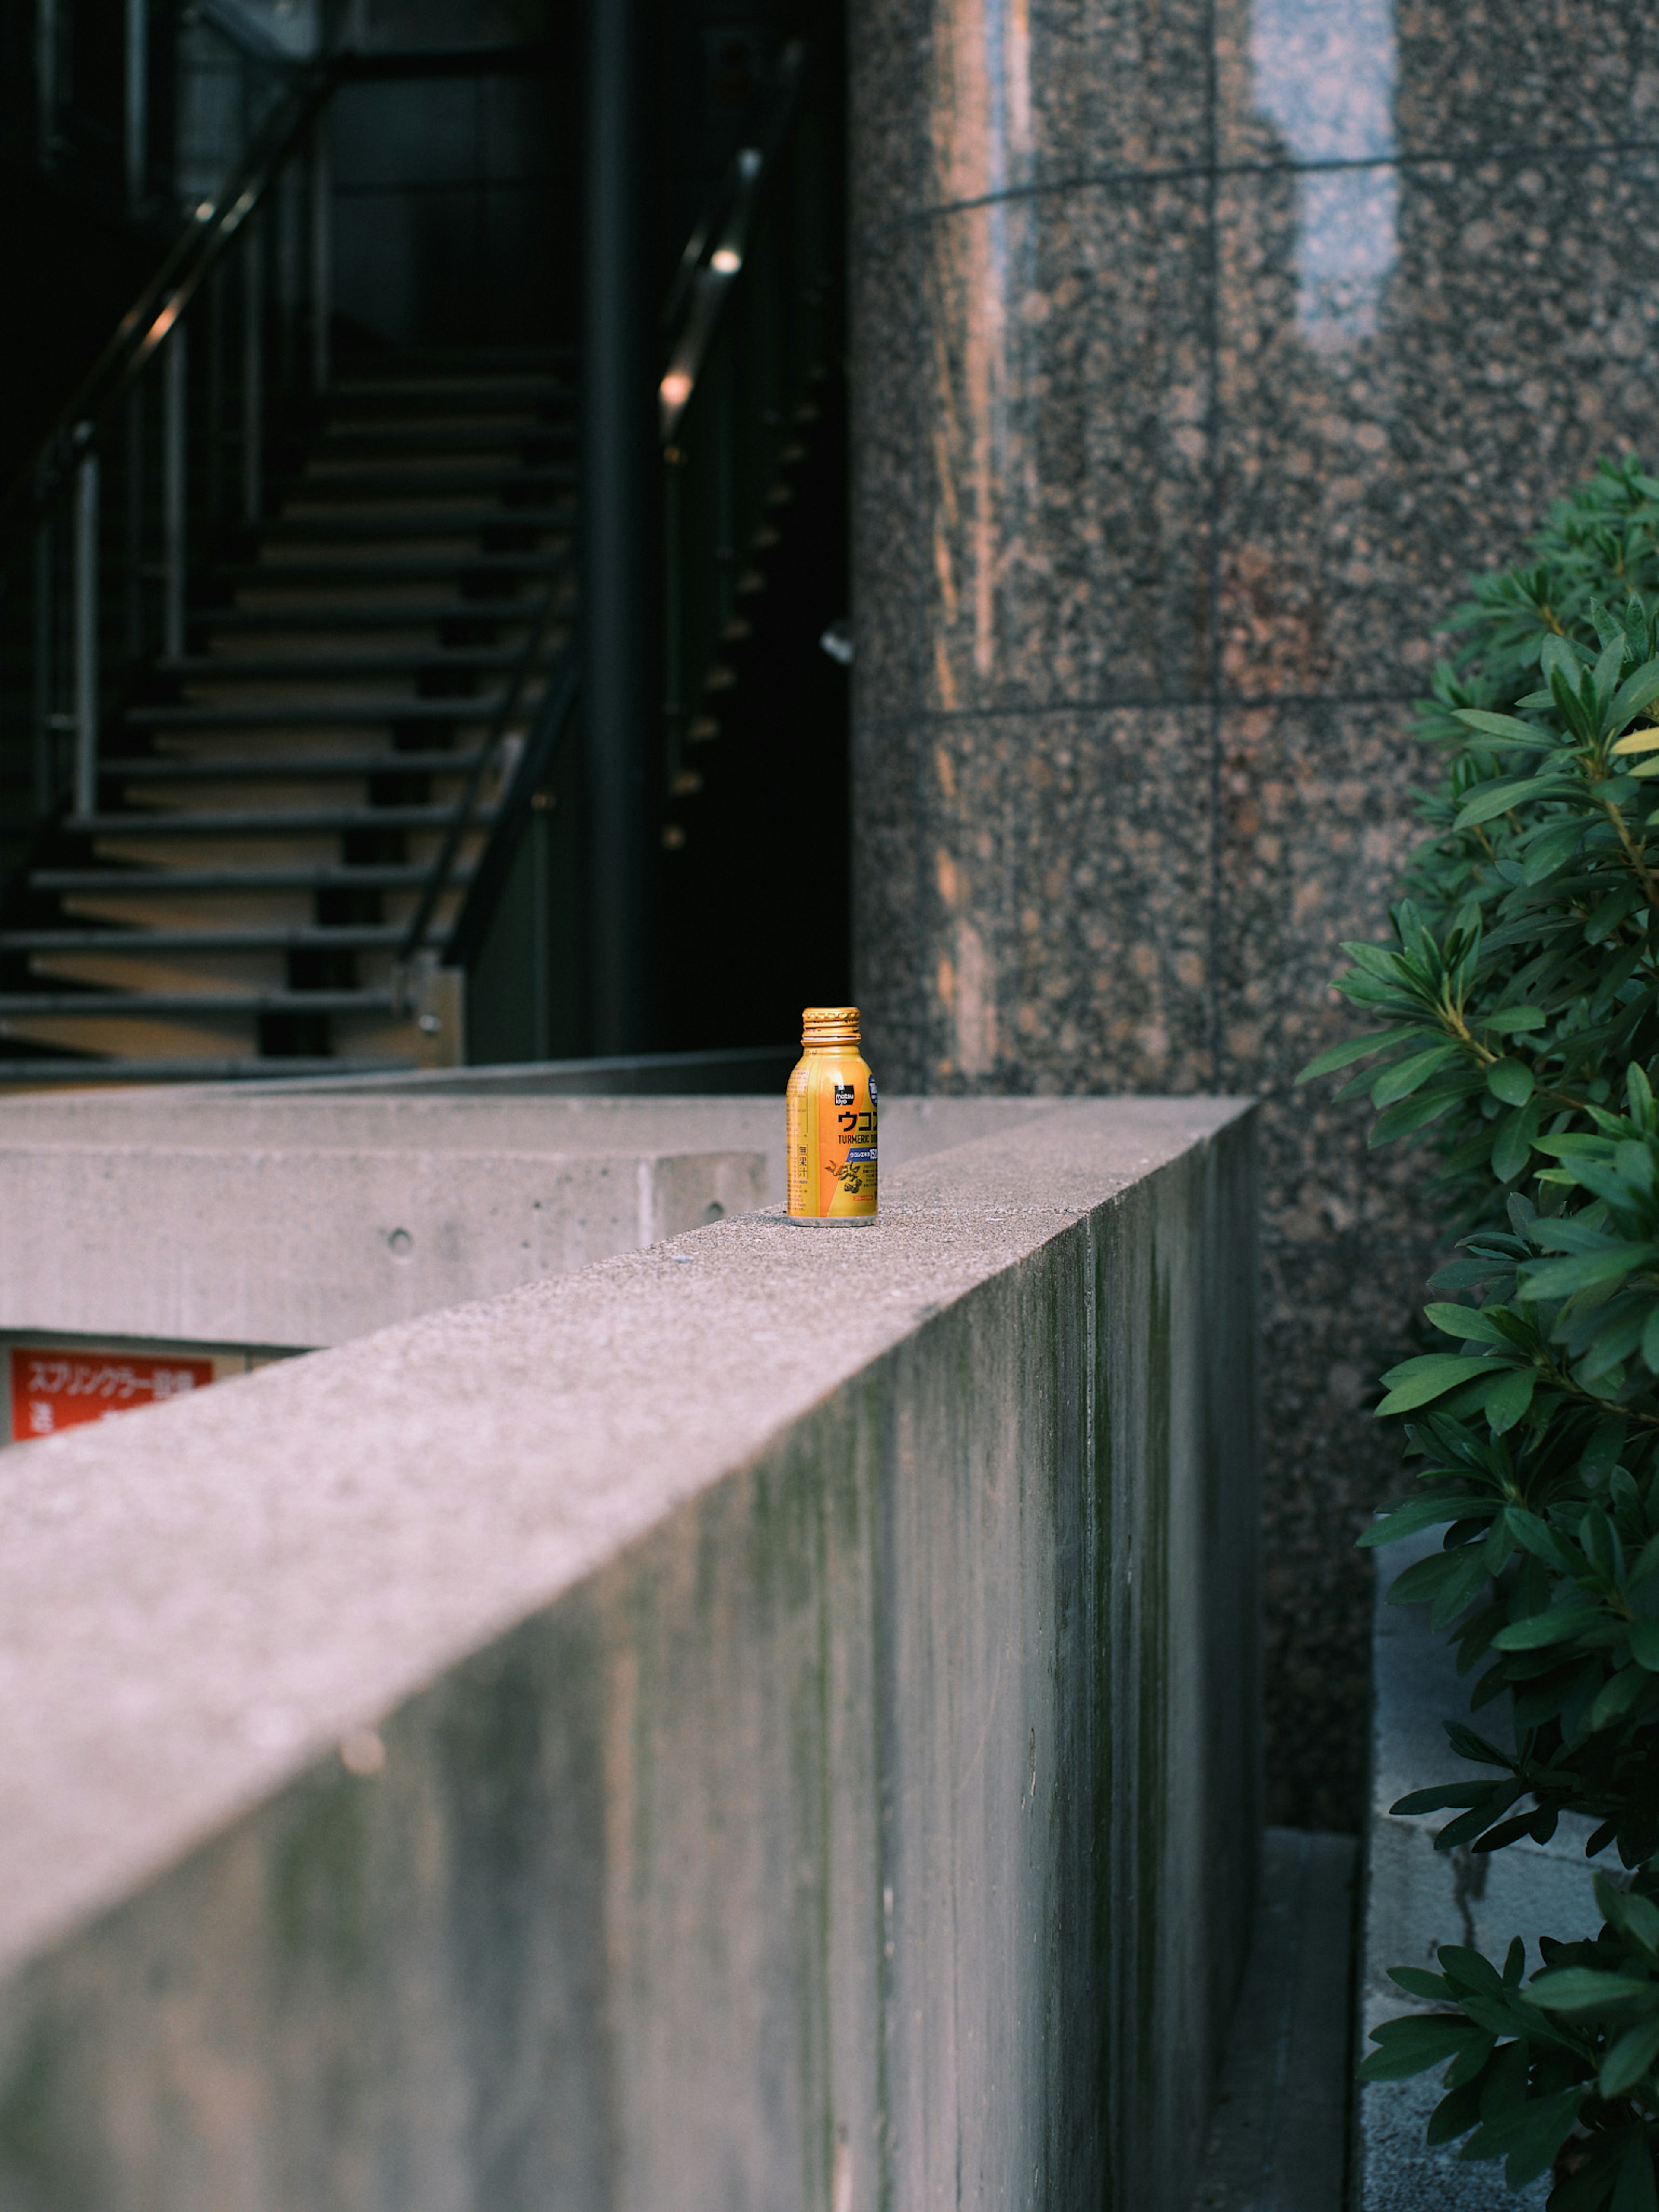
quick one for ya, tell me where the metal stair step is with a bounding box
[32,863,471,892]
[329,367,579,398]
[222,553,567,585]
[153,649,525,680]
[286,465,575,500]
[335,343,571,368]
[323,389,570,418]
[0,925,408,952]
[66,804,493,835]
[41,935,410,968]
[108,750,489,782]
[314,423,576,454]
[262,507,573,538]
[128,696,506,728]
[190,602,551,632]
[0,989,397,1015]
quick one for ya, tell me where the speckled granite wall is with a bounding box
[848,0,1659,1828]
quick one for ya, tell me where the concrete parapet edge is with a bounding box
[0,1096,1259,2212]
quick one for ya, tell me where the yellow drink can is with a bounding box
[786,1006,878,1222]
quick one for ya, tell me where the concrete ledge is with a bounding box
[1360,1532,1611,2210]
[0,1097,1259,2211]
[0,1092,1062,1347]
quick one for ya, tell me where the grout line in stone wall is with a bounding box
[853,131,1659,246]
[1201,0,1226,1089]
[851,689,1428,734]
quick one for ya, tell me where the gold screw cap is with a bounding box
[801,1006,861,1045]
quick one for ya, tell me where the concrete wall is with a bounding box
[0,1097,1257,2212]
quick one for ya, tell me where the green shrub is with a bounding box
[1301,458,1659,2205]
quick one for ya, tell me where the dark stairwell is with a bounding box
[0,0,847,1083]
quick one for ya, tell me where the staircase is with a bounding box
[0,347,576,1080]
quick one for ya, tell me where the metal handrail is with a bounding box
[656,39,806,445]
[1,51,340,544]
[393,572,573,979]
[195,0,312,71]
[442,650,583,975]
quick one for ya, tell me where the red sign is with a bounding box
[10,1347,216,1443]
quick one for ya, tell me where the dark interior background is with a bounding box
[0,0,849,1058]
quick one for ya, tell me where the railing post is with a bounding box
[36,0,58,166]
[126,386,144,658]
[32,518,55,816]
[276,158,300,393]
[72,440,100,822]
[583,0,656,1052]
[242,219,264,522]
[661,449,684,783]
[125,0,148,211]
[207,266,226,520]
[310,121,332,392]
[163,327,188,661]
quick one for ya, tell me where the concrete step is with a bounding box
[1188,1828,1359,2212]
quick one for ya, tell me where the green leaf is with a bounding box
[1374,1044,1462,1106]
[1490,1608,1607,1651]
[1486,1058,1535,1106]
[1601,1883,1659,1966]
[1481,1005,1550,1034]
[1529,1967,1659,2011]
[1611,2129,1659,2212]
[1602,2018,1659,2097]
[1389,1967,1455,2001]
[1522,820,1588,881]
[1491,1103,1543,1184]
[1376,1356,1499,1416]
[1522,1243,1659,1297]
[1630,1618,1659,1672]
[1484,2085,1587,2190]
[1485,1367,1537,1434]
[1295,1029,1411,1081]
[1453,708,1562,749]
[1390,1784,1490,1815]
[1455,773,1574,828]
[1427,2075,1485,2147]
[1357,1494,1497,1548]
[1422,1302,1516,1346]
[1609,656,1659,732]
[1591,1666,1652,1728]
[1373,1084,1473,1146]
[1360,2014,1492,2081]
